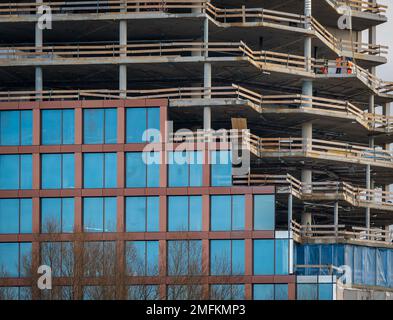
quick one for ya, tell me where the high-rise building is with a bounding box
[0,0,392,300]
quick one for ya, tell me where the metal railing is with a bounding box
[0,40,391,96]
[330,0,387,14]
[233,172,393,211]
[239,133,393,168]
[0,84,392,131]
[291,220,393,245]
[0,1,388,58]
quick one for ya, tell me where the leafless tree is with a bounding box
[1,221,240,300]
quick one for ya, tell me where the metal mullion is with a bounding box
[102,197,105,233]
[60,154,63,189]
[18,155,21,190]
[187,196,190,232]
[60,109,64,145]
[230,240,233,275]
[103,109,106,144]
[145,197,148,232]
[18,199,21,234]
[230,196,233,231]
[144,241,148,276]
[145,108,148,143]
[60,198,63,233]
[103,153,106,188]
[187,151,190,187]
[187,240,190,275]
[19,110,21,146]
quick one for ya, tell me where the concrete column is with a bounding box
[288,193,293,236]
[203,17,211,130]
[366,3,376,229]
[366,97,375,231]
[302,0,313,226]
[384,102,391,192]
[334,202,339,236]
[119,13,127,98]
[35,0,43,94]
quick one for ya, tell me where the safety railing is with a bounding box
[168,128,244,143]
[0,84,392,132]
[291,220,393,245]
[0,1,387,59]
[310,17,388,56]
[330,0,387,14]
[233,172,393,211]
[0,0,207,15]
[245,135,393,168]
[0,40,391,97]
[0,40,308,72]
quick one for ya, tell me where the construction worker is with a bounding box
[336,56,342,74]
[347,57,353,74]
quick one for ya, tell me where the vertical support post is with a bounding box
[119,3,127,98]
[300,0,314,225]
[301,0,313,227]
[288,193,293,237]
[203,16,211,130]
[35,0,43,96]
[334,202,339,238]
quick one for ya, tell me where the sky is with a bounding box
[376,0,392,81]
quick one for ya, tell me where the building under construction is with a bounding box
[0,0,393,300]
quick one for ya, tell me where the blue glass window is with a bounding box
[253,240,274,275]
[167,285,203,300]
[211,150,232,186]
[253,195,275,230]
[210,240,245,275]
[168,151,202,187]
[84,108,117,144]
[0,287,32,300]
[275,284,289,300]
[41,153,74,189]
[125,196,159,232]
[83,197,117,232]
[41,242,74,277]
[126,152,160,188]
[84,241,116,277]
[253,284,288,300]
[211,195,244,231]
[210,284,245,300]
[126,241,159,276]
[253,284,274,300]
[167,240,202,276]
[318,283,333,300]
[297,283,318,300]
[83,286,115,300]
[128,285,159,300]
[0,242,32,277]
[126,107,160,143]
[83,153,117,188]
[42,109,74,145]
[168,196,202,231]
[41,198,74,233]
[0,199,32,234]
[0,154,32,190]
[41,286,72,300]
[0,110,32,146]
[275,239,289,275]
